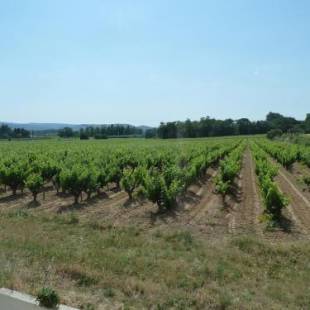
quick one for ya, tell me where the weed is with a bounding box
[36,287,60,309]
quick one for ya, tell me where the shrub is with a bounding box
[251,142,288,223]
[26,173,44,202]
[267,129,283,140]
[36,287,60,309]
[143,166,185,211]
[0,161,28,195]
[59,165,97,203]
[264,181,288,221]
[120,167,144,199]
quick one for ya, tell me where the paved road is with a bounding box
[0,288,78,310]
[0,293,43,310]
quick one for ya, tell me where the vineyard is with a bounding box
[0,139,241,208]
[0,137,310,309]
[0,137,309,229]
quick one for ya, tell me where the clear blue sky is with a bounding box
[0,0,309,126]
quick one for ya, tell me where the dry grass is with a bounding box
[0,209,310,309]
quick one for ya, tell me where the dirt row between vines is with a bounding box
[0,185,130,218]
[287,162,310,202]
[177,147,263,237]
[274,162,310,237]
[227,147,262,236]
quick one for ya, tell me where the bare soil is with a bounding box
[289,162,310,201]
[275,165,310,237]
[170,167,227,234]
[228,148,262,235]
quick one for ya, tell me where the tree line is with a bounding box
[2,112,309,140]
[148,112,310,139]
[0,124,30,139]
[58,124,143,139]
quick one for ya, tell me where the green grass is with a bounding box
[0,210,310,309]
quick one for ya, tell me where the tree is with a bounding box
[145,129,157,139]
[253,121,271,134]
[237,118,253,135]
[221,119,236,136]
[199,117,213,137]
[0,124,12,139]
[183,119,196,138]
[80,132,89,140]
[155,112,308,139]
[58,127,75,138]
[0,125,30,139]
[12,128,30,138]
[157,122,178,139]
[266,112,299,132]
[304,113,310,133]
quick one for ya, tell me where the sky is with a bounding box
[0,0,309,126]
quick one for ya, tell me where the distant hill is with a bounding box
[0,122,152,133]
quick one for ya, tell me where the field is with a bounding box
[0,137,310,309]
